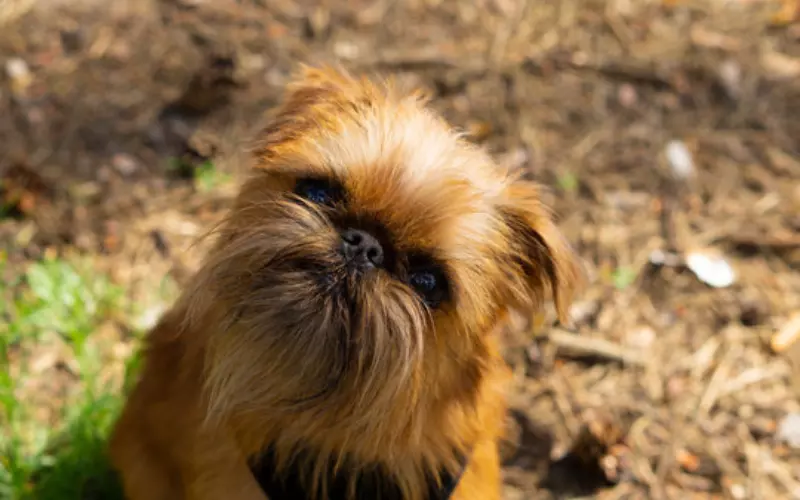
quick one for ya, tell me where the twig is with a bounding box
[548,372,581,439]
[355,52,481,73]
[358,52,676,91]
[546,330,649,367]
[604,6,634,54]
[722,232,800,250]
[760,446,800,498]
[550,58,674,90]
[744,439,765,500]
[696,345,740,418]
[719,365,789,398]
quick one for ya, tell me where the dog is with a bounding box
[109,65,583,500]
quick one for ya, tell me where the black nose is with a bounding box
[341,228,384,269]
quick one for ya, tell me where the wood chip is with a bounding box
[546,329,648,366]
[772,313,800,353]
[771,0,800,26]
[690,26,741,51]
[760,50,800,80]
[676,448,701,472]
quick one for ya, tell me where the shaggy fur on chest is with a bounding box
[249,445,467,500]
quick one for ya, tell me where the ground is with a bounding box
[1,0,799,499]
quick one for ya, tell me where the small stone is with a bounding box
[729,483,747,500]
[568,300,599,326]
[112,153,139,176]
[5,57,32,96]
[618,83,637,108]
[626,326,656,349]
[666,376,685,400]
[526,342,542,364]
[665,139,695,179]
[6,57,30,80]
[777,413,800,449]
[718,59,742,100]
[600,454,620,482]
[333,41,360,60]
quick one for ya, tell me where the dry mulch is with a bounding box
[1,0,799,498]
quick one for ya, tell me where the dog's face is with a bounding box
[188,67,581,444]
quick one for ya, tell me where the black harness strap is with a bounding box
[249,447,468,500]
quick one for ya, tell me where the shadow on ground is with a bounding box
[2,1,799,499]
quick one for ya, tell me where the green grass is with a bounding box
[556,171,579,194]
[194,161,232,193]
[0,252,144,500]
[166,158,232,193]
[611,266,638,290]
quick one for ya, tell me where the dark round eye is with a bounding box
[408,267,448,307]
[294,178,341,206]
[410,271,437,293]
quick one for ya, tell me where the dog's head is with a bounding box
[186,65,582,455]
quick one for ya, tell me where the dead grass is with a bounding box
[0,0,799,498]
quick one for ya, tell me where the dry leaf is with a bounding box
[465,120,493,141]
[771,0,800,26]
[685,250,736,288]
[690,26,741,51]
[761,50,800,80]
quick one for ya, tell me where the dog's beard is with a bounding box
[193,200,429,429]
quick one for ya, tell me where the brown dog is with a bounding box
[109,66,583,500]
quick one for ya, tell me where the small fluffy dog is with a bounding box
[109,66,582,500]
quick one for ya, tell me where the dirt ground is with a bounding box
[2,0,800,498]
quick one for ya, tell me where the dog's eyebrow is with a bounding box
[291,171,345,188]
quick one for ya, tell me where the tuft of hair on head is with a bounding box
[251,64,433,161]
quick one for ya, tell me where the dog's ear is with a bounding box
[498,180,585,324]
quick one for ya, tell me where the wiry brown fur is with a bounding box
[109,65,584,500]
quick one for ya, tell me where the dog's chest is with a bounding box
[249,447,464,500]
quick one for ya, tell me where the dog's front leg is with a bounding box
[183,436,269,500]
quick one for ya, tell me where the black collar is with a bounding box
[249,447,468,500]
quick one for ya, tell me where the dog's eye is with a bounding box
[408,266,448,307]
[294,178,342,206]
[410,271,437,292]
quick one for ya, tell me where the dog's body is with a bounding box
[110,67,582,500]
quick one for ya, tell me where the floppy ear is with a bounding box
[499,180,585,325]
